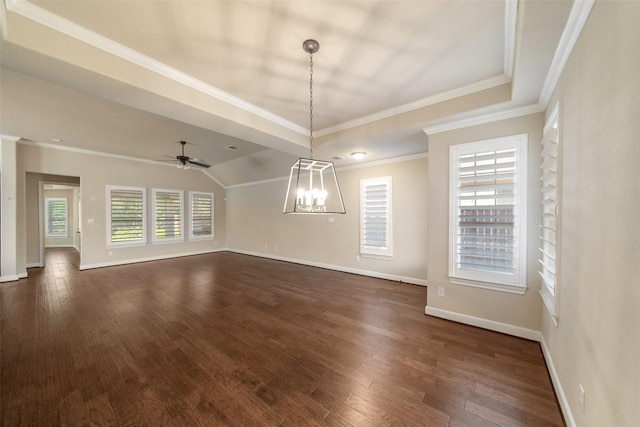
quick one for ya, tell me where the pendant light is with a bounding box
[283,39,346,214]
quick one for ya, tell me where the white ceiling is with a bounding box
[0,0,575,186]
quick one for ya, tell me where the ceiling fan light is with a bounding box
[351,151,367,160]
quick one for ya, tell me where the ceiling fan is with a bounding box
[165,140,211,169]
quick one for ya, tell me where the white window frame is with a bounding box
[360,176,393,259]
[152,188,184,244]
[189,191,214,240]
[106,185,147,247]
[539,103,560,325]
[45,197,68,237]
[449,134,528,294]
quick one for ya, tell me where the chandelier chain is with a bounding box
[309,51,314,159]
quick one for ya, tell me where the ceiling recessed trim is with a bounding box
[423,103,544,136]
[504,0,518,79]
[317,74,511,137]
[538,0,595,107]
[5,0,308,136]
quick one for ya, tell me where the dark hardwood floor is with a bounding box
[1,249,564,426]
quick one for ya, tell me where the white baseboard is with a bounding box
[44,244,75,248]
[540,335,575,427]
[79,248,226,270]
[229,249,428,286]
[424,305,541,341]
[0,274,19,283]
[26,262,44,268]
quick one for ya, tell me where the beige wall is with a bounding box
[226,156,428,283]
[18,143,226,270]
[426,113,544,335]
[541,2,640,426]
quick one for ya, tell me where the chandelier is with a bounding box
[283,39,346,214]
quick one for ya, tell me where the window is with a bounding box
[449,134,528,293]
[360,176,392,258]
[189,191,214,240]
[539,104,560,323]
[107,185,146,247]
[152,189,183,243]
[45,198,68,237]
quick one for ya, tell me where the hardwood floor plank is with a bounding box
[1,249,565,426]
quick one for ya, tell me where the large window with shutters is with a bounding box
[106,185,146,247]
[152,189,183,244]
[45,198,68,237]
[449,134,528,293]
[189,191,214,240]
[539,104,560,322]
[360,176,392,258]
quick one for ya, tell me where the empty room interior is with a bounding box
[1,0,638,426]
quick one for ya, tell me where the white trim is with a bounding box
[26,262,44,268]
[18,271,27,279]
[541,336,576,427]
[188,191,215,241]
[448,134,528,289]
[44,244,74,248]
[79,248,225,270]
[360,176,393,259]
[4,0,307,137]
[229,249,427,287]
[503,0,519,79]
[19,140,227,188]
[0,275,20,283]
[424,305,541,342]
[151,188,184,244]
[450,277,528,295]
[538,0,595,106]
[318,75,510,137]
[106,184,147,247]
[423,103,544,136]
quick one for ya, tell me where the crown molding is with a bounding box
[538,0,595,107]
[1,134,21,142]
[504,0,519,79]
[423,103,544,135]
[317,75,511,137]
[4,0,307,136]
[17,140,225,186]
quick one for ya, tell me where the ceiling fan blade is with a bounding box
[188,159,211,168]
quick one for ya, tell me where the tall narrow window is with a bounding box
[45,198,68,237]
[107,185,146,247]
[539,104,560,322]
[152,189,183,243]
[449,134,528,293]
[360,176,392,258]
[189,191,214,240]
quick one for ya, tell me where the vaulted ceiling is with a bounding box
[0,0,575,186]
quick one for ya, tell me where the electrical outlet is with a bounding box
[437,287,445,297]
[578,384,585,412]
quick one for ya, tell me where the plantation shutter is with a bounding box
[46,198,68,236]
[449,134,527,291]
[539,124,559,296]
[191,192,213,238]
[154,190,182,241]
[110,187,145,244]
[455,148,517,274]
[360,177,392,257]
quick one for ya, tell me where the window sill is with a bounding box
[360,253,393,261]
[449,276,528,295]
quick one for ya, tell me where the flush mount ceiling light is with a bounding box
[283,39,346,215]
[351,151,367,160]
